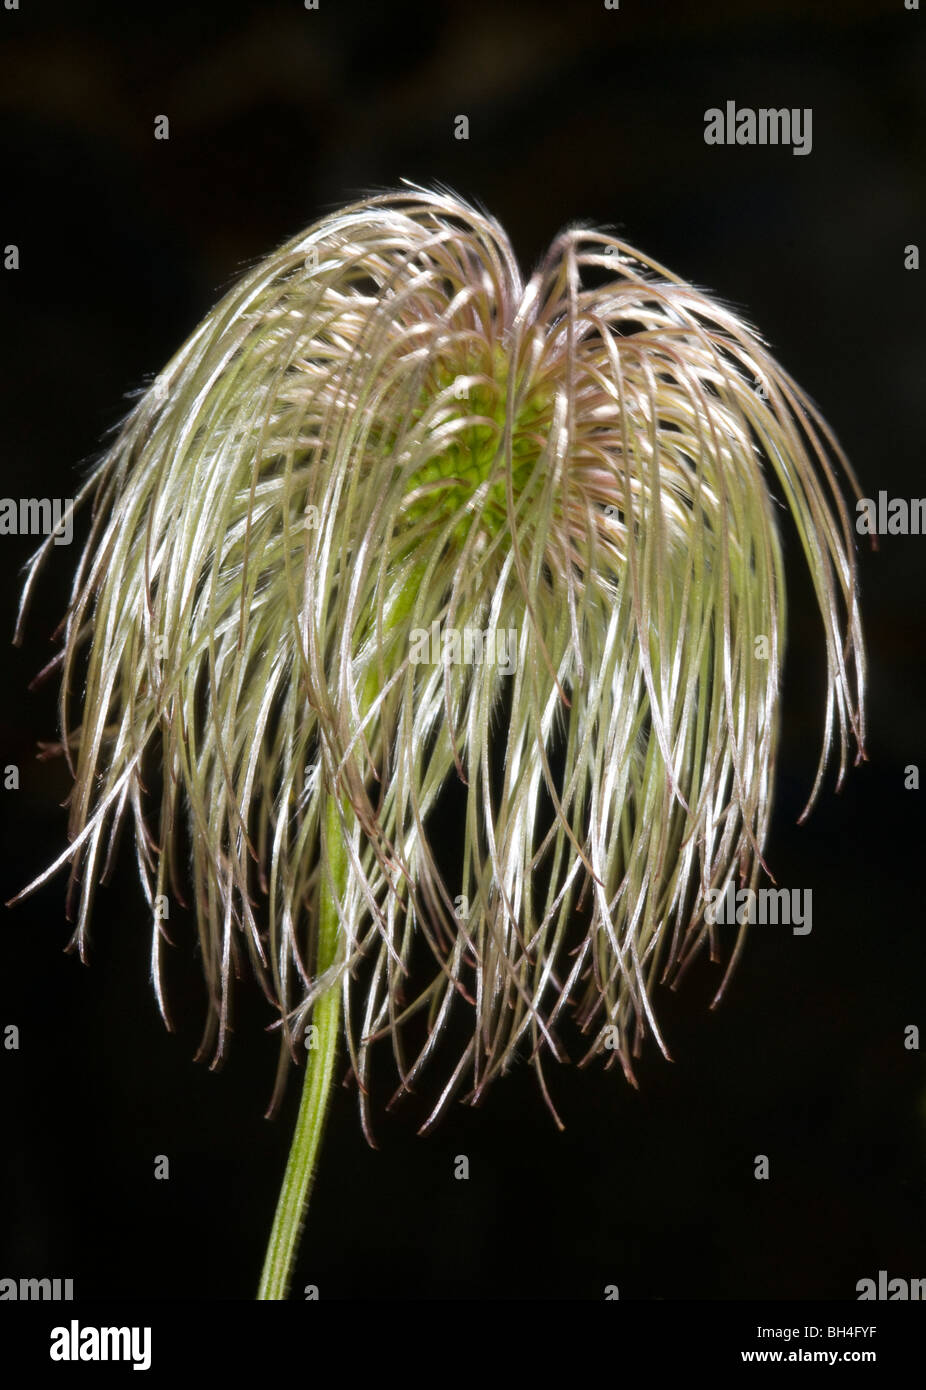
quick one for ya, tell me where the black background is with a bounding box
[1,0,924,1303]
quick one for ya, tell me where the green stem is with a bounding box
[257,797,345,1300]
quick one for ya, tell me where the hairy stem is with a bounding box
[257,796,345,1300]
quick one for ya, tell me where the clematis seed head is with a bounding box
[16,185,865,1138]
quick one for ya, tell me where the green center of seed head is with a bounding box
[397,341,551,544]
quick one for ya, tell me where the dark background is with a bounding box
[0,0,924,1301]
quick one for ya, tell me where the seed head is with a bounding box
[16,186,866,1137]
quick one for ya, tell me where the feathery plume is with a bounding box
[14,187,865,1290]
